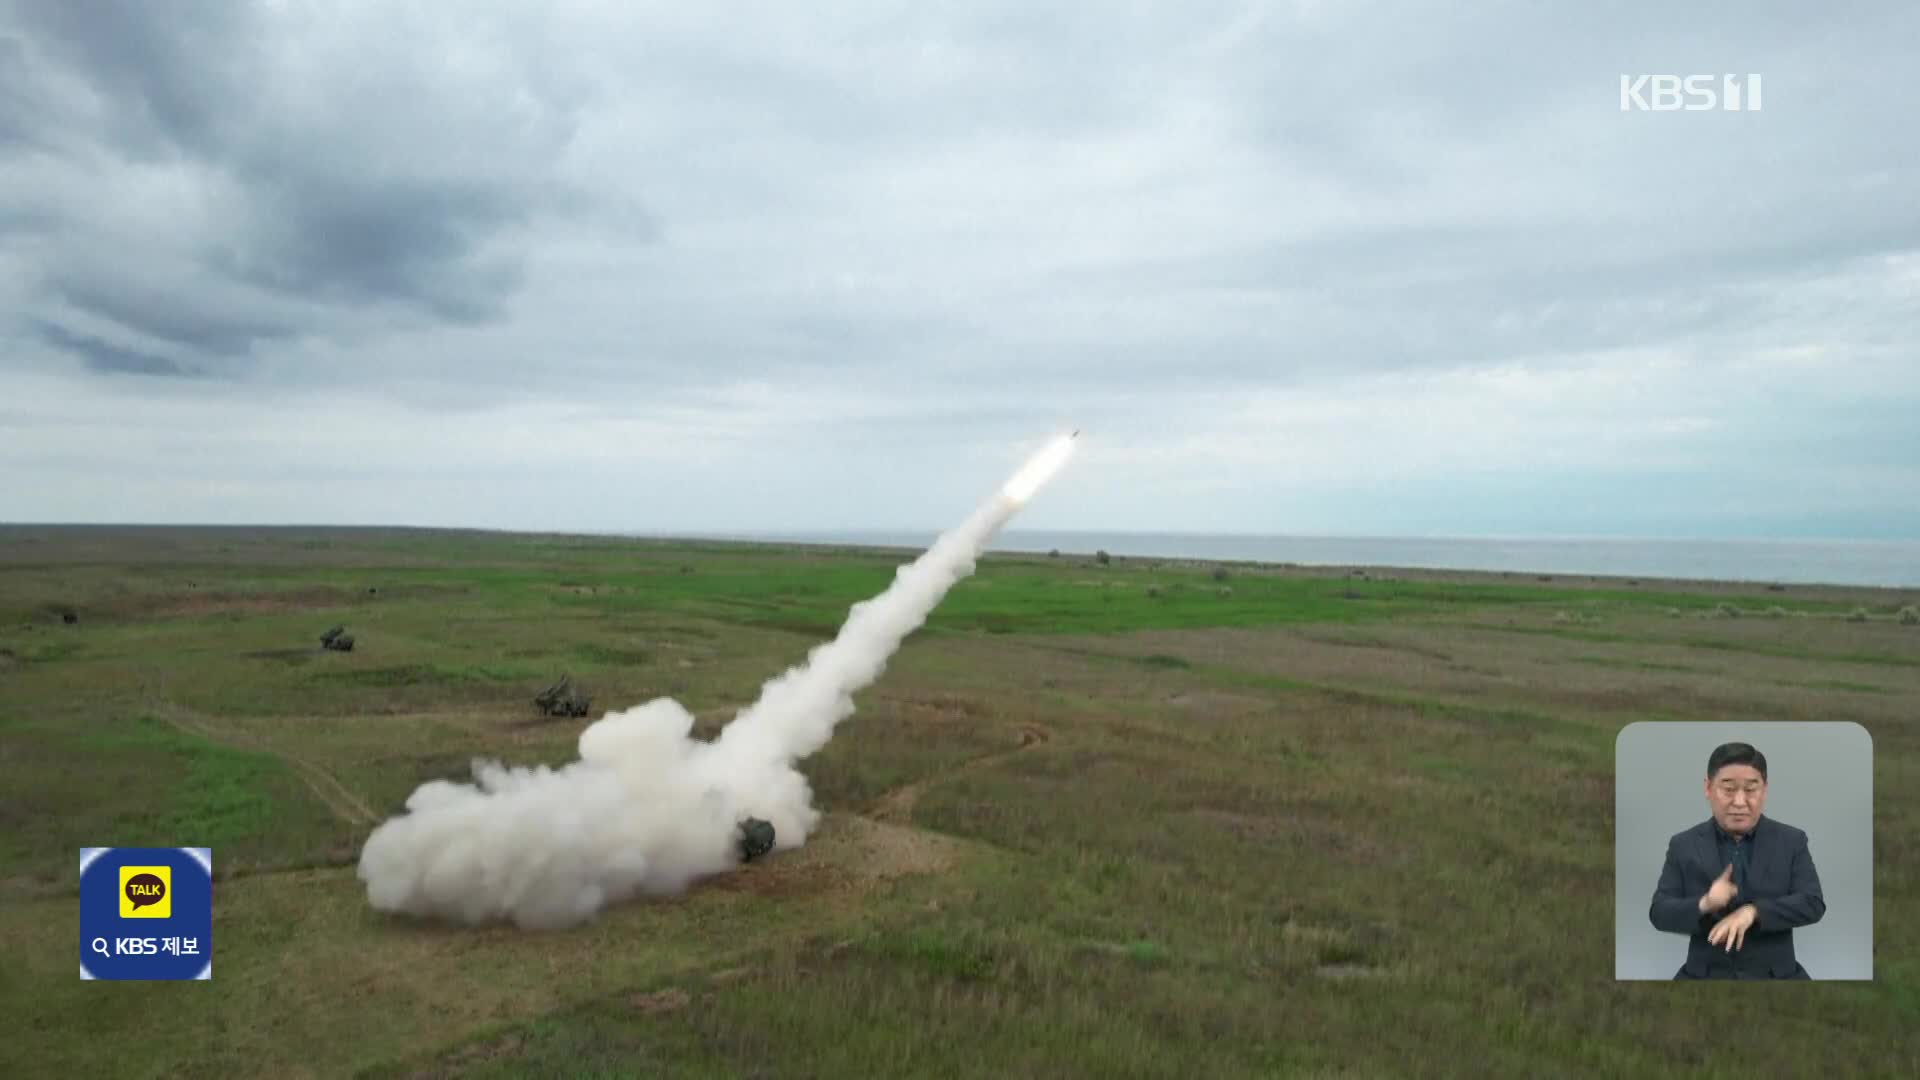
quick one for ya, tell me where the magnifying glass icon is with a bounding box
[90,937,110,957]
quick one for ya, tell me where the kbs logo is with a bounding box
[81,848,212,980]
[1620,74,1763,112]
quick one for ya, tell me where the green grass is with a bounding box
[1481,622,1920,668]
[1573,655,1706,674]
[1781,678,1892,695]
[308,661,543,688]
[1686,638,1920,668]
[0,712,354,887]
[1,525,1916,1078]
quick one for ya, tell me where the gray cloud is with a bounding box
[0,2,1914,538]
[33,320,200,377]
[0,32,35,150]
[13,1,245,157]
[214,177,530,321]
[45,269,304,359]
[3,0,598,368]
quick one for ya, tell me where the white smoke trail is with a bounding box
[356,433,1077,929]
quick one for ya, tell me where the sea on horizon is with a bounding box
[634,530,1920,590]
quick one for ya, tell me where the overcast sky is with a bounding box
[3,2,1916,540]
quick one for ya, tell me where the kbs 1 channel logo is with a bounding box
[79,848,213,980]
[1620,74,1763,112]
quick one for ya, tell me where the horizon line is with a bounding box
[4,521,1919,546]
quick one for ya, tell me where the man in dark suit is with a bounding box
[1649,741,1826,978]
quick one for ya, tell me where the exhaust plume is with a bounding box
[356,432,1079,929]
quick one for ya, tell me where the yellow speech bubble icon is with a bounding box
[120,865,171,919]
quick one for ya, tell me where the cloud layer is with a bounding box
[3,2,1915,537]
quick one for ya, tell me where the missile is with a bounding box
[1001,430,1079,504]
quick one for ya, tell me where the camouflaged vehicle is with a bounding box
[738,817,775,862]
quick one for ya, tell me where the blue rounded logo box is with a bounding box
[80,848,212,981]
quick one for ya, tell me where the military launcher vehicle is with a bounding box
[738,817,775,862]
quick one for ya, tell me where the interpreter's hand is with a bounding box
[1698,864,1738,914]
[1707,904,1758,952]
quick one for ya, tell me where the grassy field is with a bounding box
[2,524,1917,1078]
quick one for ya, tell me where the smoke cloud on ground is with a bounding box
[356,434,1076,928]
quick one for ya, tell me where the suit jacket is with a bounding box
[1648,815,1826,978]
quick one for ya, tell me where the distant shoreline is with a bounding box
[660,535,1914,601]
[640,528,1920,593]
[5,523,1913,597]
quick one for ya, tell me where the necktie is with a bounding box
[1731,836,1749,897]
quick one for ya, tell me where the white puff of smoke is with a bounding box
[716,497,1010,765]
[355,495,1019,930]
